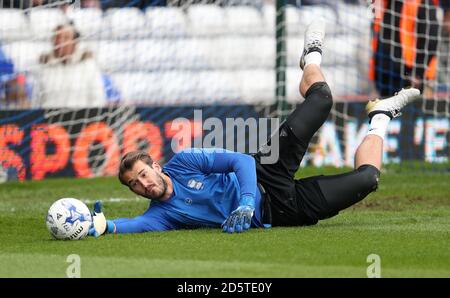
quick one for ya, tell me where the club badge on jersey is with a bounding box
[187,179,204,190]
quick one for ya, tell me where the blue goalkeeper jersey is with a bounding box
[112,148,264,233]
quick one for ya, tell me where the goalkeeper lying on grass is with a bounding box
[89,22,421,237]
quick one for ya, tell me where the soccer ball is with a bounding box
[46,198,92,240]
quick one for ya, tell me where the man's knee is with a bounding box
[304,81,333,113]
[356,164,380,193]
[311,165,380,221]
[284,82,333,143]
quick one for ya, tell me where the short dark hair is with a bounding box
[118,151,154,186]
[53,23,81,41]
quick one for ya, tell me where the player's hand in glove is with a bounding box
[88,200,115,237]
[222,195,255,234]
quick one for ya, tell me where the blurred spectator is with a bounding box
[219,0,265,8]
[285,0,360,7]
[101,0,166,10]
[2,0,77,10]
[169,0,264,8]
[2,0,46,9]
[444,0,450,33]
[288,0,331,5]
[33,23,106,108]
[438,0,450,88]
[370,0,446,97]
[0,46,29,109]
[3,0,81,20]
[81,0,102,9]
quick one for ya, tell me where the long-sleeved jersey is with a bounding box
[112,148,264,233]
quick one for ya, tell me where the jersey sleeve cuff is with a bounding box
[239,194,255,208]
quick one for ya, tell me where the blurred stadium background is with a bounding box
[0,0,449,182]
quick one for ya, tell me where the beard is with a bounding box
[144,172,168,201]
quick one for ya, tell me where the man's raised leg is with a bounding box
[299,64,326,97]
[281,21,332,160]
[255,22,334,226]
[354,135,383,170]
[256,21,331,167]
[307,88,422,219]
[354,88,421,170]
[256,22,332,174]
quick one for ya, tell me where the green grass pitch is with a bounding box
[0,166,449,277]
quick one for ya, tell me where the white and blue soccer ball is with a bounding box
[46,198,92,240]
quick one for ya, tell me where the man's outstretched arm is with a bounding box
[88,201,171,237]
